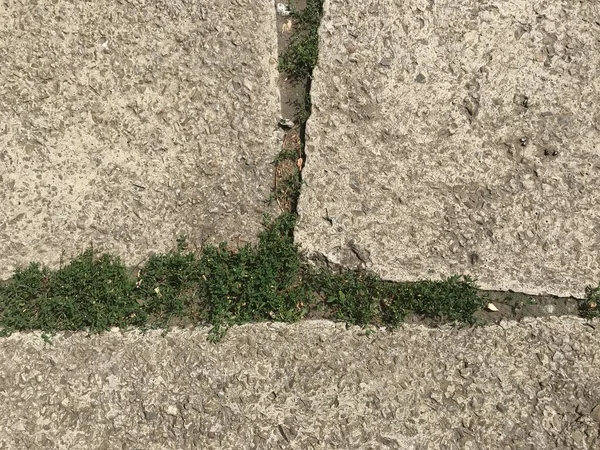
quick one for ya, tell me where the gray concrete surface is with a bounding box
[0,318,598,449]
[296,0,600,298]
[0,0,280,278]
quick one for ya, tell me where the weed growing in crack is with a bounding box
[197,214,308,341]
[270,127,304,213]
[272,0,324,215]
[0,250,146,337]
[278,0,324,81]
[305,269,486,328]
[581,283,600,319]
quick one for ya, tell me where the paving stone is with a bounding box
[296,0,600,297]
[0,317,598,449]
[0,0,280,278]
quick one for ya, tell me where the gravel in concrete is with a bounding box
[0,0,280,278]
[0,317,599,449]
[296,0,600,298]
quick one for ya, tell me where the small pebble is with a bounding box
[278,118,294,129]
[276,3,291,16]
[165,405,179,417]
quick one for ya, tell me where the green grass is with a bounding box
[278,0,323,81]
[0,214,490,342]
[582,283,600,319]
[279,0,324,124]
[305,269,484,328]
[269,145,303,212]
[0,250,147,335]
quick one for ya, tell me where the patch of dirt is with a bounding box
[274,127,303,213]
[474,290,582,323]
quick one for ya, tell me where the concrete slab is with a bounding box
[296,0,600,298]
[0,0,280,278]
[1,318,599,449]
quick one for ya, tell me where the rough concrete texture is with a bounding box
[0,318,599,449]
[0,0,280,278]
[296,0,600,298]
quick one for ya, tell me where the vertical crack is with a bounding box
[273,0,323,215]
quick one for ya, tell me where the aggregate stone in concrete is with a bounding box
[0,318,599,449]
[295,0,600,298]
[0,0,280,279]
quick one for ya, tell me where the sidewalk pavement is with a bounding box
[1,317,598,449]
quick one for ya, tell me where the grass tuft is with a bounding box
[278,0,324,81]
[307,269,486,328]
[0,250,145,337]
[581,283,600,319]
